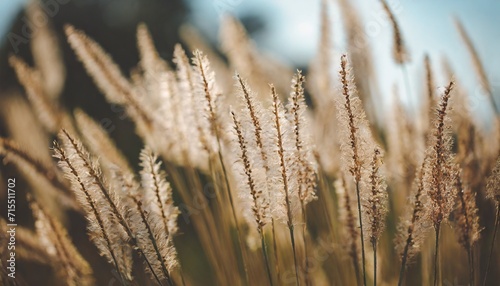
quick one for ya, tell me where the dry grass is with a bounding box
[1,2,499,286]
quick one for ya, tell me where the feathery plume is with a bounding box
[220,15,292,97]
[138,148,180,284]
[270,85,299,225]
[233,75,281,282]
[154,71,188,164]
[64,25,131,105]
[235,74,271,170]
[56,130,131,233]
[287,70,317,205]
[424,81,456,228]
[453,169,480,285]
[9,56,65,133]
[287,70,317,285]
[363,148,388,245]
[423,80,456,286]
[0,138,79,211]
[139,147,180,239]
[137,23,169,76]
[454,18,498,114]
[0,218,50,266]
[484,156,500,286]
[335,54,376,286]
[424,55,435,101]
[180,25,232,93]
[27,2,65,99]
[73,109,132,174]
[53,132,133,282]
[486,156,500,204]
[270,84,301,284]
[380,0,409,64]
[335,55,373,183]
[423,55,438,141]
[230,110,270,231]
[65,25,155,136]
[363,148,387,286]
[29,195,94,286]
[192,49,222,153]
[116,169,176,285]
[173,44,210,169]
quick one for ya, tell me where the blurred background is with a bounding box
[1,0,499,119]
[0,0,499,285]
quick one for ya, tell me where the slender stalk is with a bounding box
[341,175,361,285]
[260,231,274,286]
[301,203,311,286]
[471,250,476,286]
[131,196,174,286]
[288,225,301,286]
[456,174,475,286]
[467,245,474,286]
[483,205,499,286]
[216,148,250,285]
[197,54,249,284]
[397,234,411,286]
[355,181,367,286]
[372,240,377,286]
[271,85,300,285]
[141,251,165,286]
[433,224,441,286]
[352,251,362,286]
[271,218,281,283]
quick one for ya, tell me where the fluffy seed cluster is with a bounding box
[3,10,499,285]
[487,156,500,203]
[395,162,431,264]
[29,196,94,286]
[335,55,373,183]
[363,148,388,245]
[424,81,457,228]
[230,71,318,230]
[53,129,179,284]
[453,169,481,250]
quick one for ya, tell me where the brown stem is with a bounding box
[433,224,441,286]
[271,218,281,283]
[260,230,274,286]
[483,205,499,286]
[355,181,367,286]
[373,240,377,286]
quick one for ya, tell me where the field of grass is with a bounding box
[0,0,499,285]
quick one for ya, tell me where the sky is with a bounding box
[0,0,25,39]
[1,0,499,124]
[186,0,500,123]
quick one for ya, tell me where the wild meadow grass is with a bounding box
[1,1,499,285]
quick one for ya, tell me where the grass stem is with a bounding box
[467,245,474,286]
[483,205,499,286]
[260,231,274,286]
[271,218,281,283]
[397,232,412,286]
[355,181,367,286]
[289,224,301,286]
[217,148,250,285]
[373,240,377,286]
[433,223,441,286]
